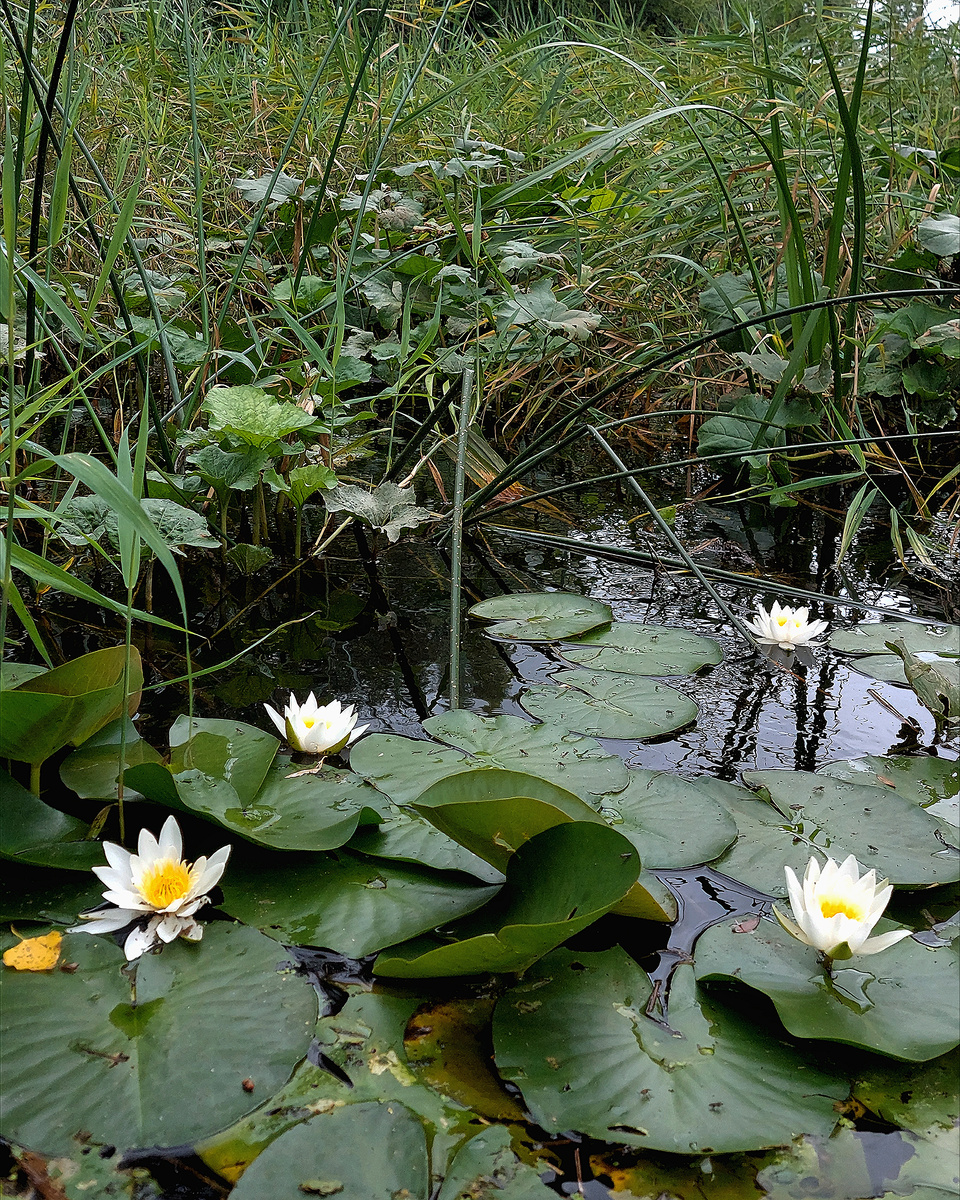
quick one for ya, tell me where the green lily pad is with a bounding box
[0,924,317,1156]
[468,592,612,642]
[829,620,960,658]
[436,1125,554,1200]
[819,754,959,839]
[351,716,629,810]
[348,734,469,805]
[840,651,958,686]
[492,948,847,1154]
[411,768,675,922]
[520,669,697,740]
[708,770,959,895]
[0,768,101,871]
[854,1052,960,1132]
[218,848,498,956]
[374,822,639,977]
[0,647,143,766]
[599,770,739,868]
[560,621,723,675]
[421,711,630,802]
[695,916,959,1061]
[230,1100,430,1200]
[349,806,505,883]
[60,719,163,801]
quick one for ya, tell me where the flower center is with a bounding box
[303,717,316,728]
[818,895,866,921]
[140,858,192,908]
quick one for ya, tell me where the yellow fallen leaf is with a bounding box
[3,931,63,971]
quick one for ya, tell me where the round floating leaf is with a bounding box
[520,669,697,740]
[422,711,629,803]
[218,849,499,956]
[855,1052,960,1133]
[0,647,143,765]
[349,806,505,883]
[560,621,723,676]
[349,733,469,805]
[818,754,958,839]
[177,759,384,852]
[468,592,612,642]
[436,1126,554,1200]
[374,823,639,978]
[708,770,959,895]
[493,948,847,1154]
[0,861,103,924]
[599,770,739,869]
[840,651,960,686]
[169,715,279,807]
[0,924,317,1156]
[695,917,960,1062]
[829,620,960,658]
[230,1101,429,1200]
[0,768,101,871]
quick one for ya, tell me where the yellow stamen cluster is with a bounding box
[819,896,866,921]
[140,858,192,908]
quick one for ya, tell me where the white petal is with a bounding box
[137,825,161,864]
[264,703,287,737]
[101,888,153,911]
[156,914,186,943]
[193,847,230,892]
[71,909,139,934]
[123,919,161,960]
[92,865,130,891]
[857,929,913,955]
[158,816,183,860]
[346,723,369,745]
[102,841,133,875]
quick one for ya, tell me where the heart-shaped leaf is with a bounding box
[218,848,498,956]
[520,669,697,740]
[695,916,959,1061]
[0,924,317,1156]
[493,949,847,1154]
[829,620,959,658]
[60,719,162,801]
[374,823,639,977]
[560,621,723,675]
[468,592,612,642]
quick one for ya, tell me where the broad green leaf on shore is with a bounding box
[374,823,639,977]
[0,647,142,766]
[468,592,612,642]
[599,770,738,868]
[218,850,498,956]
[422,711,629,802]
[708,771,959,895]
[695,917,959,1061]
[493,949,846,1154]
[0,925,317,1156]
[560,621,723,676]
[230,1101,429,1200]
[0,768,101,871]
[202,385,316,448]
[819,754,958,839]
[520,669,697,739]
[323,482,437,542]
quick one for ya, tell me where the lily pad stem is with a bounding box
[29,761,41,797]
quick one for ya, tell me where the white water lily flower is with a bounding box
[746,600,828,650]
[264,692,368,755]
[773,854,912,961]
[71,816,231,961]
